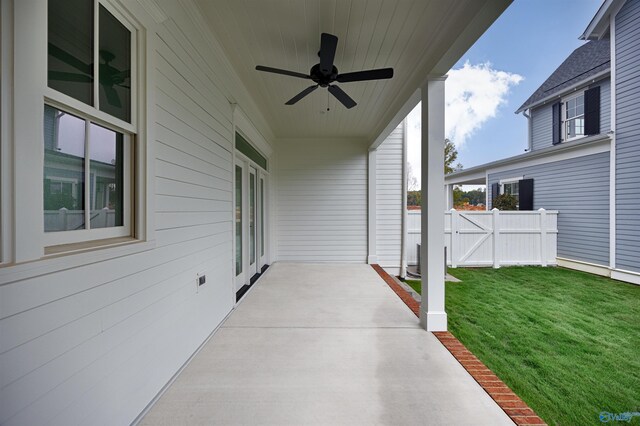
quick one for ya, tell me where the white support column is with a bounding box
[367,148,378,264]
[445,184,454,209]
[420,76,447,331]
[400,119,409,279]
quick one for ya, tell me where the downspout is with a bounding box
[400,119,408,279]
[523,109,533,152]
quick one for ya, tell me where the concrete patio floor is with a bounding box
[140,263,513,425]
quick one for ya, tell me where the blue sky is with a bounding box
[407,0,604,179]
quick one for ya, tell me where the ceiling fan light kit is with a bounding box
[256,33,393,109]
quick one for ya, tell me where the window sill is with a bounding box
[44,236,137,256]
[0,238,155,285]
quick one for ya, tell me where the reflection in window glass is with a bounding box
[48,0,94,105]
[261,178,264,257]
[44,105,86,232]
[89,123,124,229]
[504,182,519,198]
[235,166,243,276]
[565,94,585,139]
[99,5,131,122]
[250,172,255,265]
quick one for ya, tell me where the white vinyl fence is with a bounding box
[407,209,558,268]
[44,208,117,231]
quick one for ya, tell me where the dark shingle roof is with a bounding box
[516,40,610,113]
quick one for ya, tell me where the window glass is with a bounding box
[261,178,265,257]
[99,5,131,122]
[235,166,243,276]
[565,94,585,139]
[250,172,255,265]
[504,182,519,198]
[89,123,124,228]
[235,133,267,170]
[48,0,94,105]
[44,105,86,232]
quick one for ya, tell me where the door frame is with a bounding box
[233,149,269,294]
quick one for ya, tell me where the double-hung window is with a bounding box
[563,92,585,141]
[45,0,136,246]
[500,177,522,210]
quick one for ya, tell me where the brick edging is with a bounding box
[370,264,547,426]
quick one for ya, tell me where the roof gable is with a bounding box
[516,40,610,113]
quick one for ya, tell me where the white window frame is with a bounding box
[562,90,586,142]
[1,0,155,269]
[43,1,137,246]
[499,176,523,195]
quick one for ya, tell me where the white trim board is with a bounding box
[498,176,524,184]
[557,257,611,277]
[611,269,640,286]
[515,71,611,114]
[445,135,611,185]
[609,12,616,270]
[486,138,610,176]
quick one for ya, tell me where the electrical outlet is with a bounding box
[198,275,206,286]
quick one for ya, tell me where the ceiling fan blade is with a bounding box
[328,85,356,109]
[48,43,92,75]
[256,65,310,80]
[285,85,318,105]
[319,33,338,74]
[102,85,122,108]
[48,70,93,83]
[112,69,130,81]
[336,68,394,83]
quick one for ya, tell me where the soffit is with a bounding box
[195,0,510,140]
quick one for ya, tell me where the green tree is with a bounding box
[407,190,421,207]
[445,139,463,174]
[493,193,518,210]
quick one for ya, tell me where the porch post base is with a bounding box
[420,310,448,331]
[367,255,379,264]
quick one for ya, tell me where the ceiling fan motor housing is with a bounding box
[310,64,338,87]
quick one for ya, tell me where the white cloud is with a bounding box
[445,61,523,148]
[405,62,522,185]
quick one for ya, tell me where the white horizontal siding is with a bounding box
[0,2,272,424]
[275,138,368,262]
[376,124,403,272]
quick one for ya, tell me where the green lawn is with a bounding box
[407,267,640,425]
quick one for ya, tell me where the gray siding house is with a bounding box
[446,0,640,285]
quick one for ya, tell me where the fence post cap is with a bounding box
[449,208,457,212]
[491,208,499,212]
[538,208,546,212]
[59,207,68,211]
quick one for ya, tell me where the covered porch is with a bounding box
[140,263,512,425]
[0,0,516,424]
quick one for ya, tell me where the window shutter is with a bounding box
[552,102,562,145]
[491,183,499,208]
[584,86,601,135]
[518,179,534,211]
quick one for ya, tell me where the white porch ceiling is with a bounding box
[195,0,510,141]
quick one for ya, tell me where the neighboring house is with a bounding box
[445,0,640,285]
[0,0,510,424]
